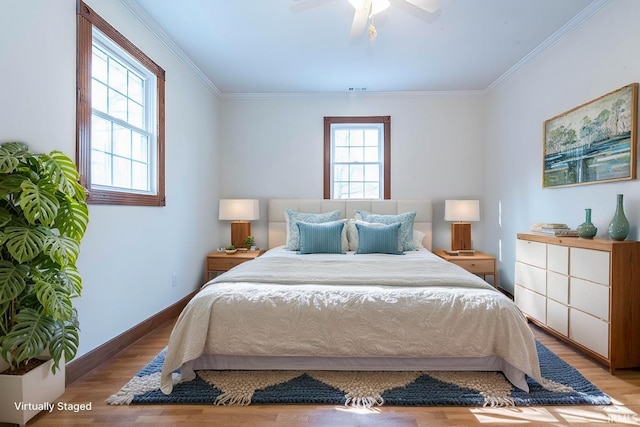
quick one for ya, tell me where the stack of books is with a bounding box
[530,223,579,237]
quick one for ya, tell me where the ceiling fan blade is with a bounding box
[350,0,372,37]
[404,0,439,13]
[290,0,337,13]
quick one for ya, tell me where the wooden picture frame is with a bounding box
[543,83,638,188]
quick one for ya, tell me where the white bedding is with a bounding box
[160,248,542,394]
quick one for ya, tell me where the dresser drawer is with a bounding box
[452,258,493,274]
[547,270,568,304]
[570,308,609,358]
[570,247,610,286]
[570,277,609,321]
[547,298,568,335]
[515,285,546,324]
[515,261,546,295]
[547,244,568,275]
[516,239,546,268]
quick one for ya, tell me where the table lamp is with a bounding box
[218,199,260,249]
[444,200,480,252]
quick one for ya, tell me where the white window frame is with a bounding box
[90,29,157,195]
[330,123,384,199]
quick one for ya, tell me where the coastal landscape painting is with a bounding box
[543,83,638,188]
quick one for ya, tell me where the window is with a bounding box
[77,2,165,206]
[324,116,390,199]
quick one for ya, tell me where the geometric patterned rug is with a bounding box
[107,341,610,408]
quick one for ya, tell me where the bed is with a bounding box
[160,199,542,394]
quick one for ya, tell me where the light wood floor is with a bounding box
[14,318,640,427]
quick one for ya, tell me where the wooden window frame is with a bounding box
[324,116,391,200]
[77,1,166,206]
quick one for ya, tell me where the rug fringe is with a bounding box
[539,377,574,393]
[214,391,253,406]
[344,394,384,408]
[106,372,181,405]
[482,394,515,407]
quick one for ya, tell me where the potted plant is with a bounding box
[0,142,89,424]
[225,244,237,254]
[243,235,255,250]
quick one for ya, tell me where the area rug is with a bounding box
[107,342,610,408]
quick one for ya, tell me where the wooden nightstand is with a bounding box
[433,250,498,288]
[205,250,265,282]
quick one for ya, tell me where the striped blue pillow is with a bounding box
[297,221,346,254]
[355,222,404,255]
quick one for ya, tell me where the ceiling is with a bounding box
[127,0,606,96]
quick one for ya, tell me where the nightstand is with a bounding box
[205,250,265,282]
[433,250,498,288]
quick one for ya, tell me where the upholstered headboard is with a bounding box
[267,199,433,251]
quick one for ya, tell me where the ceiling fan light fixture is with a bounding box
[348,0,390,15]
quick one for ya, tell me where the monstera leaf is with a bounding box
[0,142,88,373]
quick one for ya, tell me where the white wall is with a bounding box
[483,0,640,294]
[220,93,486,251]
[0,0,221,358]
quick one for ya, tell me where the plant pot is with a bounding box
[0,358,65,425]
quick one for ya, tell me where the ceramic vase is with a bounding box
[608,194,629,241]
[577,208,597,238]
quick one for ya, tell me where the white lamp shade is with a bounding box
[444,200,480,222]
[218,199,260,221]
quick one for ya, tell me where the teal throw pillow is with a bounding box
[355,222,404,255]
[297,221,345,254]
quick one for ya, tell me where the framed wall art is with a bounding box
[543,83,638,188]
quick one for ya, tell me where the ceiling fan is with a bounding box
[291,0,440,39]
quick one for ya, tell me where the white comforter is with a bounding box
[161,248,541,394]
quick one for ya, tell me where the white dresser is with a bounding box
[515,233,640,372]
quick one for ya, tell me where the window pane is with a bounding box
[91,150,111,186]
[364,164,379,181]
[334,182,349,199]
[131,161,148,191]
[334,130,349,146]
[334,164,349,181]
[364,182,379,199]
[91,80,108,114]
[128,99,143,129]
[91,115,111,152]
[334,147,349,162]
[92,47,108,83]
[131,132,148,162]
[108,58,128,95]
[364,147,379,162]
[349,147,363,162]
[364,129,379,146]
[128,73,144,104]
[112,125,131,158]
[113,156,131,188]
[108,88,127,122]
[349,130,363,147]
[350,164,364,181]
[350,182,364,198]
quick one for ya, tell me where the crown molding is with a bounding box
[484,0,611,94]
[120,0,221,98]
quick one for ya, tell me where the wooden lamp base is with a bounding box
[230,221,251,249]
[450,222,472,251]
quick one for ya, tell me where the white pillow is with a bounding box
[413,229,426,249]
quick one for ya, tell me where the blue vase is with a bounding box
[608,194,629,241]
[577,208,597,239]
